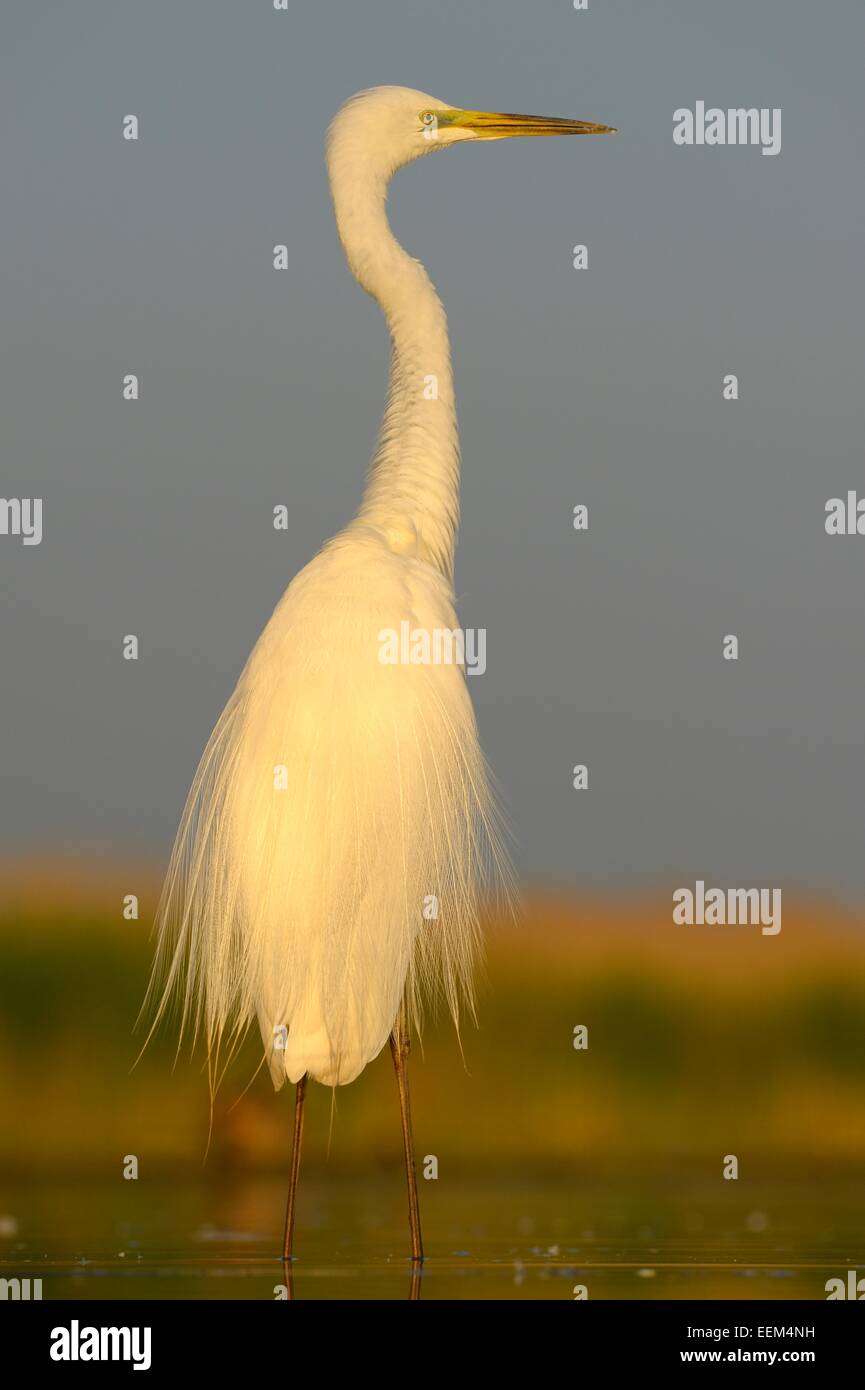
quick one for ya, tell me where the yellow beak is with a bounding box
[442,109,617,139]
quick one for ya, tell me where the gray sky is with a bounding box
[2,1,864,896]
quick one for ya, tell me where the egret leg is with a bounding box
[389,1008,424,1265]
[282,1073,307,1262]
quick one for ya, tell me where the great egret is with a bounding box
[145,86,615,1267]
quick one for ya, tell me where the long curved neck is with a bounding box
[328,155,460,581]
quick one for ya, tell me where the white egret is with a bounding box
[145,86,615,1266]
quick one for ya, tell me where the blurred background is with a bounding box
[1,862,864,1297]
[2,2,865,1296]
[3,865,865,1174]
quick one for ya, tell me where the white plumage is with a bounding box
[146,89,520,1090]
[150,528,507,1088]
[145,85,614,1262]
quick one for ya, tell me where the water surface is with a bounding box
[2,1173,862,1300]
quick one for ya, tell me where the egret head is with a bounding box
[327,85,616,183]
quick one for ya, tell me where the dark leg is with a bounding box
[389,1006,424,1265]
[282,1073,307,1262]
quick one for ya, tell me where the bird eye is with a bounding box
[420,111,435,126]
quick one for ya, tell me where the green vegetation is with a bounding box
[2,885,865,1175]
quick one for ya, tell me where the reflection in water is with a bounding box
[279,1256,422,1300]
[2,1172,862,1301]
